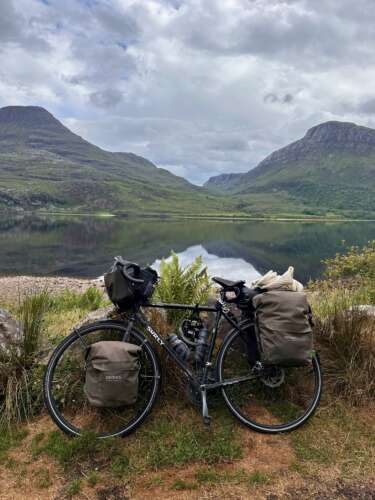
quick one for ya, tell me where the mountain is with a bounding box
[205,121,375,216]
[0,106,221,214]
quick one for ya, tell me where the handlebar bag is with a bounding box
[253,290,314,366]
[104,258,158,310]
[84,341,141,407]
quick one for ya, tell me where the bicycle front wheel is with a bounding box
[217,329,322,433]
[44,320,161,438]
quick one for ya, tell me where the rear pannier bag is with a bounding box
[84,341,141,407]
[104,257,158,310]
[253,290,314,366]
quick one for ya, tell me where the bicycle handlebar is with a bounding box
[122,263,145,284]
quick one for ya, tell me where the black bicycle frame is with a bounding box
[134,300,254,393]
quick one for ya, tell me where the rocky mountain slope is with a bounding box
[0,106,221,213]
[205,121,375,215]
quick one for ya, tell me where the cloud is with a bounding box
[89,88,124,108]
[1,0,375,184]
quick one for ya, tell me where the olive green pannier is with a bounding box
[253,290,314,366]
[84,341,141,407]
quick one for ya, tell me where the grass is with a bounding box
[50,287,105,313]
[291,404,375,478]
[309,241,375,405]
[65,479,82,498]
[32,430,115,468]
[0,427,28,463]
[141,410,242,469]
[35,468,52,489]
[0,287,106,427]
[172,479,198,490]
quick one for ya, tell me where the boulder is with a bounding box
[0,309,22,351]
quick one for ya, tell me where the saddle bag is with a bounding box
[253,290,314,366]
[84,341,141,407]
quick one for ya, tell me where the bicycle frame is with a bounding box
[125,300,257,424]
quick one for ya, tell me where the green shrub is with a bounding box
[154,252,212,326]
[323,240,375,281]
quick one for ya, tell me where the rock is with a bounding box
[349,305,375,316]
[0,309,22,351]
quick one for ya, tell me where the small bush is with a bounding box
[154,252,212,326]
[323,241,375,281]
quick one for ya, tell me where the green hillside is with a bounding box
[205,121,375,217]
[0,106,224,214]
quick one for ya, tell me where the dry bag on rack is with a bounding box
[253,290,314,366]
[84,341,141,407]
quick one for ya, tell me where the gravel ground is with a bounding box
[0,275,104,304]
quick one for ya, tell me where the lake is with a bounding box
[1,215,374,284]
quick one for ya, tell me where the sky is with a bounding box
[1,0,375,185]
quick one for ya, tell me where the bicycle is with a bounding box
[44,262,323,439]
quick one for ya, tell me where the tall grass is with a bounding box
[0,290,51,426]
[18,289,51,368]
[50,287,105,312]
[310,240,375,405]
[0,287,105,427]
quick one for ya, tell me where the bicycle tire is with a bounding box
[44,320,161,438]
[217,327,322,433]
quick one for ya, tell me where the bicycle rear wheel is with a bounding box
[217,329,322,433]
[44,320,161,438]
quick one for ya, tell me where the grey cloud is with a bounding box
[356,98,375,115]
[90,89,123,108]
[264,93,294,104]
[0,0,50,51]
[92,4,140,44]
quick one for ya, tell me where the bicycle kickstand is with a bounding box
[201,387,211,426]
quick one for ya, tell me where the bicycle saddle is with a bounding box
[212,277,245,288]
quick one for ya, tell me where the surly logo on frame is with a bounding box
[146,325,164,345]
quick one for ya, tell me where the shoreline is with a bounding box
[0,275,102,304]
[2,210,375,223]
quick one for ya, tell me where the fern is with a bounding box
[154,252,212,326]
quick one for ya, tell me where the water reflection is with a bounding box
[0,215,374,283]
[152,245,261,285]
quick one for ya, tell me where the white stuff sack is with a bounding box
[252,266,304,292]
